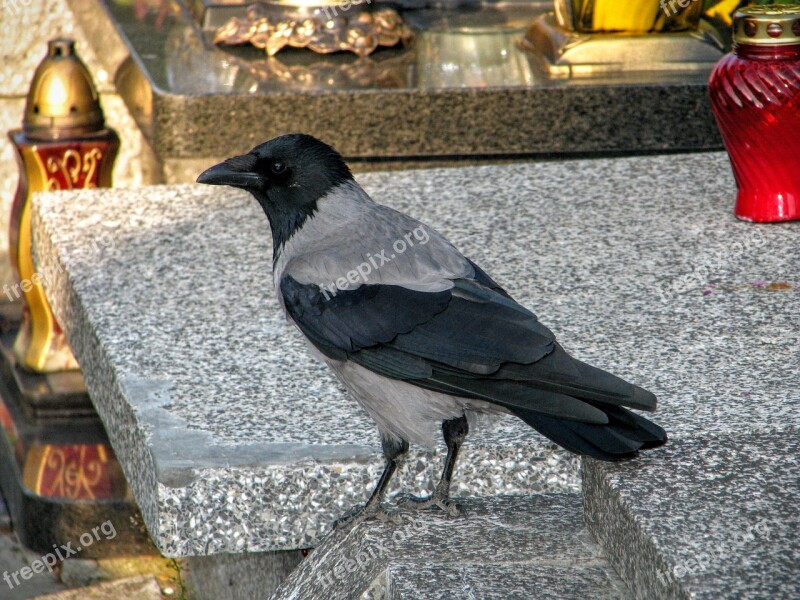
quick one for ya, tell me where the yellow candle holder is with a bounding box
[555,0,703,33]
[522,0,725,77]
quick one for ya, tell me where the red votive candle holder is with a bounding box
[709,6,800,222]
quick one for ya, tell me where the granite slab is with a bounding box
[272,494,632,600]
[30,151,800,569]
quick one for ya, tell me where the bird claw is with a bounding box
[394,493,463,518]
[379,510,406,526]
[331,502,394,532]
[332,505,371,532]
[441,499,463,518]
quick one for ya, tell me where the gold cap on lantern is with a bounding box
[23,38,105,138]
[733,5,800,46]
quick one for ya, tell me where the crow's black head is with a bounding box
[197,134,352,249]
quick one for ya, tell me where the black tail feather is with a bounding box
[599,404,668,450]
[510,403,668,462]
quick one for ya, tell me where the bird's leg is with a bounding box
[434,415,469,508]
[397,414,469,517]
[332,436,408,531]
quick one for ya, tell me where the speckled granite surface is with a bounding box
[273,494,631,599]
[30,150,800,595]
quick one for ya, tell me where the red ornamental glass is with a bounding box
[709,6,800,222]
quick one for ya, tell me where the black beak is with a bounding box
[196,155,264,189]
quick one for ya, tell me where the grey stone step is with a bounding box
[0,531,65,599]
[272,494,631,599]
[585,430,800,600]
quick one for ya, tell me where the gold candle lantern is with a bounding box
[8,39,119,373]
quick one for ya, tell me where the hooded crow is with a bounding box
[198,134,667,526]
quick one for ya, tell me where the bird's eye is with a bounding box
[270,160,287,175]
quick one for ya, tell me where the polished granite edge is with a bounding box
[584,455,686,600]
[148,82,721,160]
[149,438,578,556]
[30,199,163,539]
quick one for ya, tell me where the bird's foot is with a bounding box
[394,492,462,518]
[332,502,397,532]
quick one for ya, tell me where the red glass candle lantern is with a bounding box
[8,39,119,372]
[709,6,800,223]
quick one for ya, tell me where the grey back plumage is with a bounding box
[273,180,472,310]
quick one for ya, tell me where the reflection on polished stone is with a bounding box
[213,2,414,57]
[0,303,152,557]
[100,0,552,93]
[157,4,540,91]
[221,52,414,91]
[98,0,718,94]
[417,26,535,88]
[553,0,703,33]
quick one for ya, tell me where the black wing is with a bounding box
[280,263,666,460]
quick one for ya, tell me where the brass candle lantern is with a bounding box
[7,38,118,377]
[522,0,725,76]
